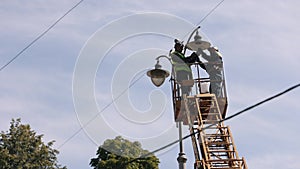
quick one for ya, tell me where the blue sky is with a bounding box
[1,0,300,169]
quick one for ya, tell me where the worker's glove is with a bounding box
[191,52,201,63]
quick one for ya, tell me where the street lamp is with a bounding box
[146,56,170,87]
[185,31,211,51]
[147,27,211,169]
[147,54,188,169]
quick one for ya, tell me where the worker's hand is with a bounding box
[191,52,201,63]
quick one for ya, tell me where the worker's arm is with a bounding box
[197,48,211,61]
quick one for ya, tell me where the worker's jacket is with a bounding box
[201,51,223,80]
[170,51,192,73]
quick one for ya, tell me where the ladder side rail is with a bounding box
[194,97,202,129]
[220,126,238,167]
[195,159,209,169]
[211,94,223,121]
[195,97,205,127]
[223,126,236,161]
[227,127,240,159]
[199,133,211,168]
[242,157,248,169]
[190,127,201,161]
[183,95,201,161]
[227,126,243,168]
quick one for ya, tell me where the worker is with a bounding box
[170,39,200,96]
[197,46,223,97]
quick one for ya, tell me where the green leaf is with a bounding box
[90,136,159,169]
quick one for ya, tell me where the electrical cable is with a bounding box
[126,83,300,163]
[196,0,225,26]
[0,0,84,72]
[58,69,149,149]
[182,0,225,40]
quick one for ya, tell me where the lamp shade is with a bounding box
[186,31,211,51]
[147,68,170,87]
[186,40,211,51]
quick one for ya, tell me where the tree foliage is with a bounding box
[0,118,66,169]
[90,136,159,169]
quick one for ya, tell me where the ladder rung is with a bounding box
[194,121,220,124]
[208,148,232,151]
[199,98,214,101]
[203,119,219,121]
[200,126,226,130]
[208,149,235,153]
[204,133,230,136]
[210,167,241,169]
[207,158,244,162]
[204,134,230,138]
[205,126,227,128]
[200,112,220,115]
[196,93,215,97]
[206,141,232,146]
[190,98,213,101]
[202,120,219,124]
[210,154,233,157]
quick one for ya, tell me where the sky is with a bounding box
[1,0,300,169]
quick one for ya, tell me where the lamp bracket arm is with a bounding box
[184,26,201,55]
[155,55,172,64]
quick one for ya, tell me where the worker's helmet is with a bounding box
[209,46,219,52]
[174,39,184,48]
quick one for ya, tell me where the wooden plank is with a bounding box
[208,150,235,153]
[206,141,233,146]
[210,167,241,169]
[207,159,244,162]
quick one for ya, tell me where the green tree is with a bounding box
[0,118,66,169]
[90,136,159,169]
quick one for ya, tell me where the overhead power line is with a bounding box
[127,83,300,163]
[0,0,84,72]
[182,0,225,40]
[58,70,148,149]
[196,0,225,26]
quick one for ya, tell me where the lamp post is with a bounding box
[177,121,187,169]
[147,55,187,169]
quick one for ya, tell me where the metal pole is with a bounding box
[177,121,187,169]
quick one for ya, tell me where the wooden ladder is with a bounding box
[182,94,248,169]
